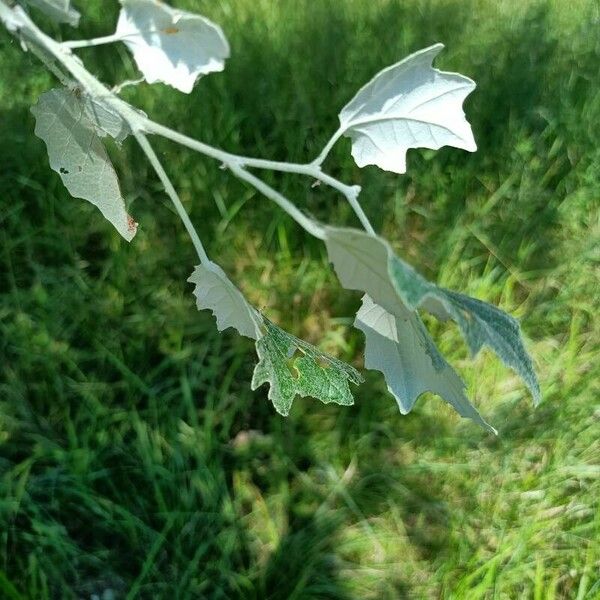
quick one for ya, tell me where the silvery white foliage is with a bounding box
[325,227,539,411]
[0,1,540,430]
[355,295,494,432]
[116,0,230,93]
[80,95,131,143]
[24,0,80,26]
[188,261,262,340]
[338,44,476,174]
[187,263,362,414]
[324,226,490,429]
[31,88,137,241]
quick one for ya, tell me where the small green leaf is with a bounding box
[251,318,362,416]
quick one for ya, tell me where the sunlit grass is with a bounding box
[0,0,598,598]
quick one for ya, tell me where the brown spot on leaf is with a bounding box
[162,26,179,34]
[127,214,138,233]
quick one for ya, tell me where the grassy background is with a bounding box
[1,0,599,597]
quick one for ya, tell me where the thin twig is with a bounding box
[134,131,210,264]
[228,164,326,240]
[0,0,376,239]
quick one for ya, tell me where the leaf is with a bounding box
[356,295,495,433]
[188,263,361,415]
[324,225,492,429]
[338,44,476,174]
[187,261,262,340]
[251,318,363,416]
[116,0,230,93]
[24,0,80,26]
[324,226,539,412]
[31,88,137,241]
[80,94,130,143]
[389,256,541,404]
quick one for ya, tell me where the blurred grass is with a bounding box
[0,0,599,598]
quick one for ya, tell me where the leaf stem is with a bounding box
[227,164,326,240]
[144,120,374,232]
[134,131,210,264]
[62,32,123,49]
[312,128,344,166]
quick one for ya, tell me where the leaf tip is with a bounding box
[124,214,138,241]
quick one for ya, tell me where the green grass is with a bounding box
[1,0,599,597]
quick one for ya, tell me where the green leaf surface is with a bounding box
[251,318,362,416]
[389,256,541,405]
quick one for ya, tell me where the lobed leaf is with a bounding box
[356,295,495,433]
[24,0,80,27]
[251,318,362,416]
[188,261,262,340]
[188,263,362,415]
[116,0,230,93]
[389,257,541,404]
[31,88,137,241]
[325,226,539,429]
[338,44,476,174]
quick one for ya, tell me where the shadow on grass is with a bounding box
[1,0,598,597]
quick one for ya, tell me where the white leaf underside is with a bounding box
[355,295,495,433]
[324,226,491,430]
[117,0,230,93]
[339,43,476,174]
[24,0,80,27]
[31,88,137,241]
[324,225,538,430]
[188,261,262,340]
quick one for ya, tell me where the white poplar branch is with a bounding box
[0,1,374,238]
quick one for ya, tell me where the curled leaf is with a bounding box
[116,0,230,93]
[31,88,137,241]
[356,295,495,433]
[338,44,476,174]
[324,226,539,428]
[389,257,541,405]
[188,261,262,340]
